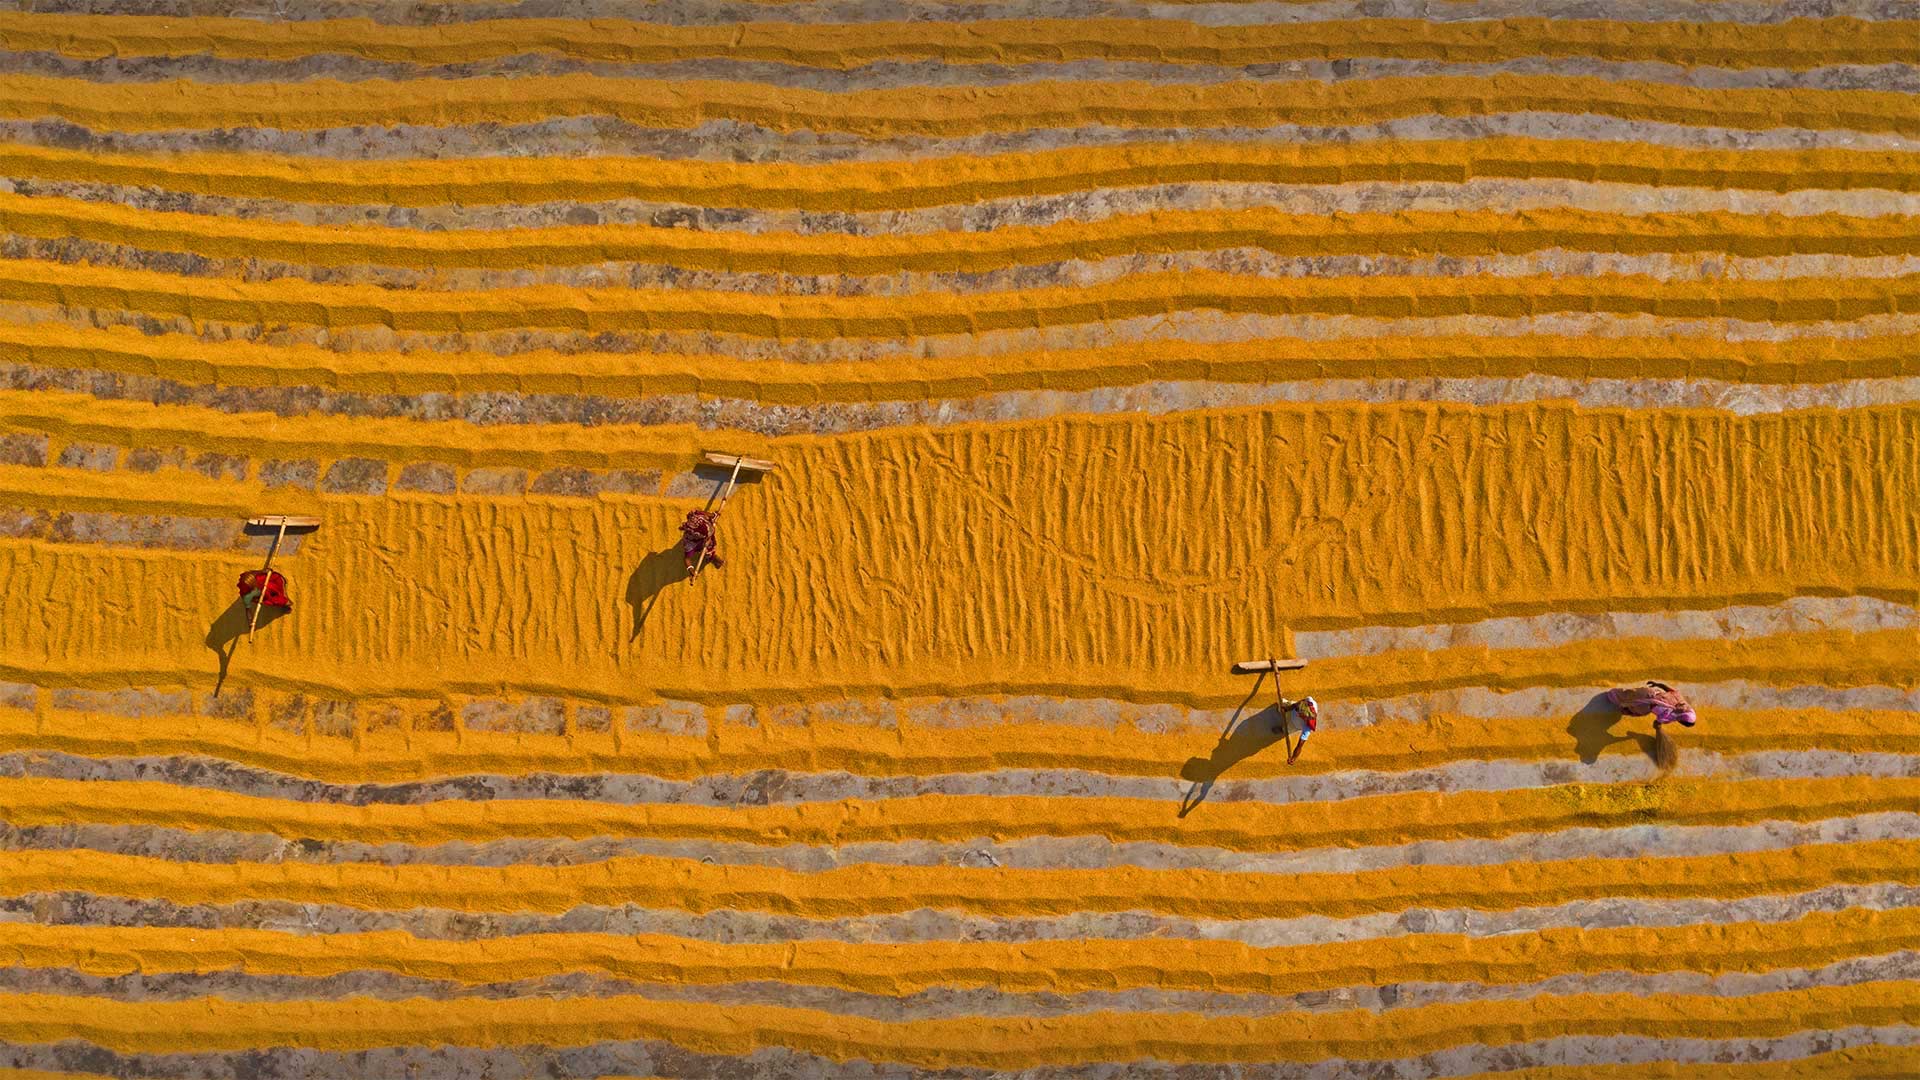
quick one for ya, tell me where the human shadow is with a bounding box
[205,596,288,696]
[1178,673,1286,817]
[625,545,689,643]
[1566,691,1654,764]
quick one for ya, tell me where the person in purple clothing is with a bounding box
[1610,680,1694,771]
[1608,680,1696,729]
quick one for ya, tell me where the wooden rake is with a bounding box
[691,452,775,579]
[1232,655,1308,746]
[243,514,319,640]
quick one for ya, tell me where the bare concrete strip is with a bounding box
[7,673,1908,748]
[708,681,1920,740]
[0,1025,1916,1080]
[3,740,1914,806]
[4,671,1912,747]
[1109,0,1918,28]
[20,290,1920,365]
[727,680,1920,736]
[11,0,1918,26]
[1297,595,1920,662]
[7,811,1920,881]
[5,110,1918,167]
[0,508,254,551]
[1137,0,1920,29]
[16,356,1920,442]
[1342,681,1920,731]
[21,229,1920,294]
[3,952,1915,1022]
[5,882,1915,947]
[19,176,1920,236]
[3,53,1915,91]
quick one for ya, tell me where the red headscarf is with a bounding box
[680,509,719,543]
[237,569,291,610]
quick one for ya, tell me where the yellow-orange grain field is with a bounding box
[0,2,1915,1076]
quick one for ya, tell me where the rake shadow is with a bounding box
[691,460,771,510]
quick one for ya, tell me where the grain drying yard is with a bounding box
[0,2,1917,1076]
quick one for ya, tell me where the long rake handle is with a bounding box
[691,457,745,579]
[1271,655,1291,748]
[246,519,287,641]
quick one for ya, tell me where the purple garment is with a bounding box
[1608,683,1696,727]
[1651,702,1696,727]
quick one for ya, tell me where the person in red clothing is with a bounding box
[236,569,291,613]
[679,509,723,576]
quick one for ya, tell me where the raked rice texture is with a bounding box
[0,1,1917,1076]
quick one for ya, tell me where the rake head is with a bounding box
[700,452,777,474]
[245,515,322,531]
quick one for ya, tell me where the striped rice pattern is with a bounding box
[0,2,1917,1076]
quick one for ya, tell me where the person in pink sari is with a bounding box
[1608,680,1696,729]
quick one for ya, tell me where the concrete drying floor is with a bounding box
[0,2,1918,1076]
